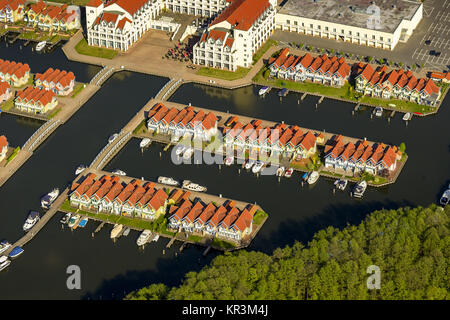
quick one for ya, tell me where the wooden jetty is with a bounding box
[166,236,177,248]
[318,96,324,104]
[202,245,212,257]
[94,221,106,233]
[301,92,307,100]
[179,240,188,252]
[390,110,396,118]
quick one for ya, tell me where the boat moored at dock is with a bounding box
[110,224,123,239]
[158,176,179,186]
[75,165,87,175]
[375,107,383,117]
[403,112,412,121]
[353,180,368,198]
[112,169,126,176]
[35,41,46,52]
[440,184,450,205]
[334,179,348,191]
[175,145,186,156]
[258,86,269,96]
[0,255,11,272]
[276,166,285,177]
[8,246,24,259]
[60,212,71,224]
[140,138,151,148]
[23,211,40,232]
[252,161,264,173]
[0,240,11,255]
[137,229,152,246]
[78,217,88,228]
[225,156,234,166]
[41,188,59,209]
[244,159,255,170]
[182,147,194,160]
[307,171,319,184]
[182,180,207,192]
[278,88,288,97]
[68,214,81,228]
[284,168,293,178]
[123,227,131,237]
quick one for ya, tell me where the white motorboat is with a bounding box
[175,145,186,156]
[140,138,151,148]
[137,229,152,246]
[225,156,234,166]
[375,107,383,117]
[35,40,46,52]
[183,147,194,160]
[23,211,40,232]
[41,188,59,209]
[112,169,126,176]
[158,176,179,186]
[75,165,86,175]
[0,256,11,272]
[334,178,348,191]
[440,184,450,206]
[110,224,123,239]
[152,234,159,242]
[0,240,11,255]
[68,214,81,228]
[182,180,207,192]
[284,168,293,178]
[60,212,71,224]
[353,180,368,198]
[244,159,255,170]
[108,133,119,143]
[307,171,319,184]
[252,161,264,173]
[403,112,412,121]
[258,86,269,96]
[123,227,131,237]
[276,166,285,177]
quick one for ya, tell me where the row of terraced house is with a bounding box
[0,59,30,87]
[268,48,351,87]
[223,116,319,159]
[25,1,80,32]
[324,135,401,177]
[0,0,25,23]
[147,103,219,141]
[354,63,441,106]
[167,188,258,242]
[69,173,169,220]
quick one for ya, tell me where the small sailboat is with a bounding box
[110,224,123,239]
[334,178,348,191]
[140,138,151,148]
[23,211,40,232]
[0,240,11,255]
[8,246,24,259]
[112,169,126,176]
[403,112,412,121]
[284,168,293,178]
[68,214,81,228]
[258,86,269,96]
[0,255,11,272]
[374,107,383,117]
[60,212,71,224]
[137,229,152,246]
[75,165,86,175]
[78,217,88,228]
[276,166,285,177]
[353,180,368,198]
[35,40,46,52]
[224,156,234,166]
[440,184,450,205]
[307,171,319,184]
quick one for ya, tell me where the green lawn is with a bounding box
[252,39,278,64]
[1,98,14,111]
[253,210,268,225]
[133,120,147,135]
[71,83,86,99]
[75,38,118,59]
[48,107,62,119]
[196,66,251,81]
[211,238,235,249]
[47,0,92,5]
[6,147,20,165]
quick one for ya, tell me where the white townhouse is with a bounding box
[164,0,229,17]
[193,0,277,70]
[276,0,423,51]
[86,0,163,51]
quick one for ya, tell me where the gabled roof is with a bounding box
[146,188,168,210]
[0,135,8,150]
[299,131,316,151]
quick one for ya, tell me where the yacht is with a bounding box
[182,147,194,160]
[137,229,152,246]
[110,224,123,239]
[68,214,81,228]
[158,176,179,186]
[41,188,59,209]
[353,180,368,198]
[8,246,23,259]
[60,212,71,224]
[35,40,46,52]
[224,156,234,166]
[284,168,293,178]
[440,184,450,205]
[307,171,319,184]
[334,179,348,191]
[0,240,11,255]
[75,165,86,175]
[258,86,269,96]
[244,159,255,170]
[140,138,151,148]
[276,166,285,177]
[23,211,40,232]
[112,169,126,176]
[0,256,11,272]
[374,107,383,117]
[78,217,88,228]
[108,133,119,143]
[175,145,186,156]
[403,112,412,121]
[182,180,207,192]
[252,161,264,173]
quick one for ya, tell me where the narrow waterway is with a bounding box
[0,113,42,147]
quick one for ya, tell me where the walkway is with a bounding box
[90,131,132,170]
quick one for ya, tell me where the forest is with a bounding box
[126,204,449,300]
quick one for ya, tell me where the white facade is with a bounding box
[164,0,229,17]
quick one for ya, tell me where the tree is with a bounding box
[367,56,373,62]
[399,62,404,68]
[330,48,334,54]
[399,142,406,153]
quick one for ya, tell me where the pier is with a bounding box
[301,92,307,100]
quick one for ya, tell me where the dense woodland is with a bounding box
[126,205,449,300]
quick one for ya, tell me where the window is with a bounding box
[356,32,360,36]
[325,26,328,31]
[380,36,383,41]
[341,29,344,34]
[294,21,297,25]
[372,35,375,39]
[310,24,313,28]
[286,20,290,24]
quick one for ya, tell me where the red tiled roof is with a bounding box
[208,205,227,227]
[86,0,103,7]
[359,63,375,81]
[232,208,253,232]
[201,112,218,130]
[0,135,8,150]
[0,81,10,95]
[104,181,124,202]
[146,188,168,211]
[196,202,216,225]
[299,131,316,151]
[117,17,131,29]
[183,201,204,224]
[106,0,149,16]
